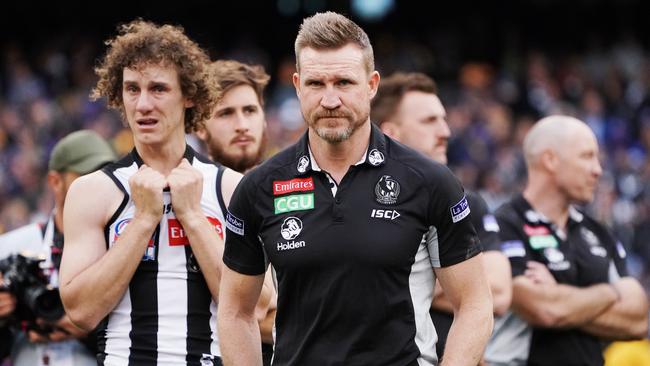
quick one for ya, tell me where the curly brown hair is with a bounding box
[91,19,219,132]
[210,60,270,107]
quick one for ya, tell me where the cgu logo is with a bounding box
[370,209,401,220]
[274,193,314,214]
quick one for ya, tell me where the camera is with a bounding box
[0,254,65,325]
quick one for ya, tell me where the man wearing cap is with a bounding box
[0,129,116,366]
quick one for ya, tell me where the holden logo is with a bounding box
[297,156,309,173]
[375,175,400,204]
[281,217,303,240]
[368,149,384,166]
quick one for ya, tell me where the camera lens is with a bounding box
[23,286,65,322]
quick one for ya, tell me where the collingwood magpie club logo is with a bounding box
[375,175,400,205]
[278,217,306,252]
[368,149,384,166]
[297,155,310,173]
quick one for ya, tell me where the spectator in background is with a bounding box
[0,129,116,366]
[196,59,277,366]
[485,115,648,366]
[196,60,270,174]
[371,71,512,360]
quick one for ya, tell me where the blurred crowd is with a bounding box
[1,33,649,290]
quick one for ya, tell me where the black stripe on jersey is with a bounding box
[97,316,109,365]
[215,167,228,215]
[102,156,133,249]
[184,245,213,363]
[127,225,160,365]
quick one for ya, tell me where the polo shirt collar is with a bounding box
[293,123,388,175]
[514,193,584,225]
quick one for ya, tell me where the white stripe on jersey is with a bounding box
[410,232,438,366]
[102,152,224,364]
[103,288,133,365]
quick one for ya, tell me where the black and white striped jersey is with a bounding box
[98,146,227,366]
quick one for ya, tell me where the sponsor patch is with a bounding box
[114,218,131,237]
[616,241,627,259]
[370,209,401,220]
[375,175,401,205]
[168,219,188,246]
[450,195,470,223]
[206,217,224,239]
[297,155,310,173]
[523,224,550,236]
[226,211,244,236]
[529,234,558,249]
[368,149,385,166]
[201,354,217,366]
[524,210,542,223]
[580,227,600,246]
[483,214,500,232]
[501,240,526,258]
[114,218,156,260]
[280,217,303,240]
[590,246,608,257]
[544,247,571,271]
[273,177,314,195]
[274,193,314,214]
[544,247,565,263]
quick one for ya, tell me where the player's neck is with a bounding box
[309,122,370,183]
[523,181,570,229]
[135,134,187,176]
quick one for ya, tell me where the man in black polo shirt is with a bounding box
[371,72,512,360]
[217,11,494,366]
[485,115,648,366]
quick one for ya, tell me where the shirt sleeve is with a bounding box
[466,191,501,252]
[426,166,481,268]
[223,174,267,276]
[494,208,529,277]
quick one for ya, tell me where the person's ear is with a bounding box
[195,126,208,142]
[540,149,559,173]
[47,171,64,196]
[292,72,301,99]
[368,71,380,99]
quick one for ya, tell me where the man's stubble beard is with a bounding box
[206,131,268,173]
[310,109,368,144]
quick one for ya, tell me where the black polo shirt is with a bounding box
[488,194,627,366]
[223,124,480,366]
[430,190,500,359]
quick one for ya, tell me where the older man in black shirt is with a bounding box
[485,115,648,366]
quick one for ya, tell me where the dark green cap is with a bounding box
[48,130,117,174]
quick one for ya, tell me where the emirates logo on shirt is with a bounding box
[273,177,314,195]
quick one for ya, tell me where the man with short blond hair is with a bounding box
[218,12,493,366]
